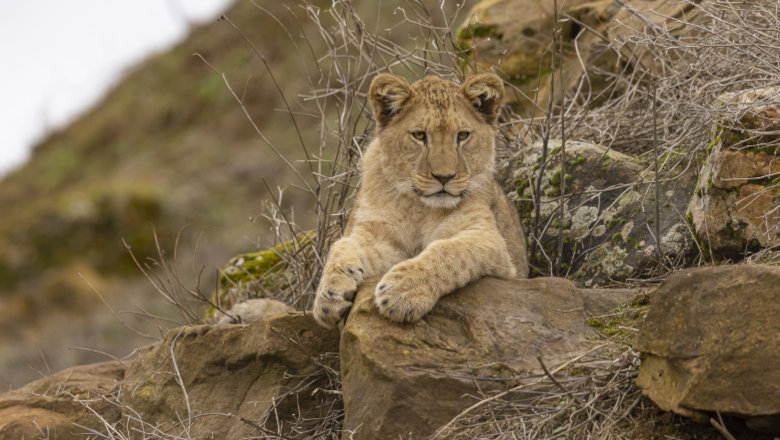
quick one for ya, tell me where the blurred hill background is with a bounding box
[1,0,449,389]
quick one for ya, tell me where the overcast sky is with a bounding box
[0,0,233,176]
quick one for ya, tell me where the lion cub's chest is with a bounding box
[383,210,463,258]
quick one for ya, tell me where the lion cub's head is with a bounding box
[368,73,504,209]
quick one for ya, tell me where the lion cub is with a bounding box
[313,73,528,328]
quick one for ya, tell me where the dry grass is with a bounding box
[429,340,643,440]
[429,1,780,438]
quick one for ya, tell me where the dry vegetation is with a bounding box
[39,0,780,438]
[248,0,780,306]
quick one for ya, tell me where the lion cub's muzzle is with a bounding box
[414,173,470,208]
[415,173,468,195]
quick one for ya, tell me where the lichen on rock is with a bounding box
[497,140,695,285]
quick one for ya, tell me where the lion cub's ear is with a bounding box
[369,74,414,128]
[460,73,505,125]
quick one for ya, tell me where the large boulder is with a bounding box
[340,276,635,440]
[121,313,339,438]
[636,265,780,432]
[689,87,780,258]
[496,140,696,286]
[0,361,125,439]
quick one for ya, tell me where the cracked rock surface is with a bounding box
[340,276,634,440]
[121,314,339,438]
[0,361,125,440]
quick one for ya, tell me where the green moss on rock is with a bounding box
[212,235,314,317]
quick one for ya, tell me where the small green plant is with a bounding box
[550,169,562,185]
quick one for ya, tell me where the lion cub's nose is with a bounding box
[433,174,455,185]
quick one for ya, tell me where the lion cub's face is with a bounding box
[368,74,505,209]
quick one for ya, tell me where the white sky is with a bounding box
[0,0,234,176]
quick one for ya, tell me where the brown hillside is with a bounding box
[0,0,342,388]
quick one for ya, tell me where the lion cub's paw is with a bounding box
[374,264,437,323]
[313,262,364,328]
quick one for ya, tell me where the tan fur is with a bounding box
[216,298,293,324]
[313,73,528,328]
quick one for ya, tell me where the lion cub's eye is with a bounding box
[458,131,470,141]
[412,131,426,141]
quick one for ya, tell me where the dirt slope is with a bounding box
[0,0,330,388]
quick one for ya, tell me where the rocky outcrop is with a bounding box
[689,87,780,258]
[636,265,780,432]
[122,313,339,438]
[340,276,635,440]
[0,361,125,440]
[497,140,695,285]
[460,0,698,110]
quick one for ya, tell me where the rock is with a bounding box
[689,87,780,258]
[635,265,780,432]
[340,276,635,440]
[215,298,294,324]
[0,361,125,440]
[496,140,696,286]
[121,313,339,438]
[211,237,313,317]
[459,0,697,110]
[459,0,614,110]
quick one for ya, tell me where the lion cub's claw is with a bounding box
[313,262,364,328]
[373,268,436,323]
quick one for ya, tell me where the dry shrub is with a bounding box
[429,342,642,439]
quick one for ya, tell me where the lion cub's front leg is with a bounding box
[313,240,364,329]
[313,231,404,328]
[374,221,515,323]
